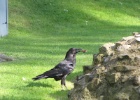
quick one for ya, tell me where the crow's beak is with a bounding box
[77,49,87,53]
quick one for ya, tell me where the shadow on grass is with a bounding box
[26,81,53,88]
[50,89,70,100]
[48,71,84,100]
[1,96,40,100]
[0,71,18,75]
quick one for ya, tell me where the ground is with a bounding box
[0,0,140,100]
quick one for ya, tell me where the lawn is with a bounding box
[0,0,140,100]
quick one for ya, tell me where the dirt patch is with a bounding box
[0,54,13,63]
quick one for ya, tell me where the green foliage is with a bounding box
[0,0,140,99]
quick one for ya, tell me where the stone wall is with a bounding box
[68,32,140,100]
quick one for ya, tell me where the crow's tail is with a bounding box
[32,74,48,81]
[32,68,60,81]
[32,77,40,81]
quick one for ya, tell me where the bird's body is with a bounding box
[32,48,86,88]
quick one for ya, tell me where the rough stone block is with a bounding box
[106,72,121,84]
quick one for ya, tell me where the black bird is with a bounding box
[32,48,86,89]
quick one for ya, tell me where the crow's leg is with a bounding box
[61,75,67,90]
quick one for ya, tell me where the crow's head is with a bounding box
[68,48,87,54]
[65,48,87,61]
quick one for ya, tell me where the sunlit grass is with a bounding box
[79,1,140,26]
[0,0,140,100]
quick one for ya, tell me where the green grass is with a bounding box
[0,0,140,99]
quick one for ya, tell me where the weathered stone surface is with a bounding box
[68,33,140,100]
[133,76,140,86]
[87,78,101,90]
[99,43,115,56]
[114,65,137,72]
[121,75,129,83]
[122,36,134,41]
[114,92,129,100]
[93,54,104,65]
[83,66,93,74]
[105,72,121,84]
[68,87,94,100]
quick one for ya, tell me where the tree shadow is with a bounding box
[50,89,70,100]
[26,81,53,88]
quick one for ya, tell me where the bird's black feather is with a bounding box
[32,48,86,88]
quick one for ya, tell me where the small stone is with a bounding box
[103,56,111,63]
[133,76,140,86]
[83,66,93,74]
[121,75,129,82]
[115,41,125,47]
[93,54,104,65]
[96,66,105,74]
[122,36,134,41]
[99,43,115,56]
[135,37,140,42]
[22,77,26,81]
[133,32,140,36]
[105,72,121,84]
[87,78,101,90]
[85,74,94,83]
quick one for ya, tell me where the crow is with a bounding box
[32,48,86,89]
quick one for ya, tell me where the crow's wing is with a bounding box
[53,60,74,79]
[32,60,73,81]
[55,60,74,70]
[32,68,64,80]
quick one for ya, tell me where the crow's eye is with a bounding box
[69,64,73,66]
